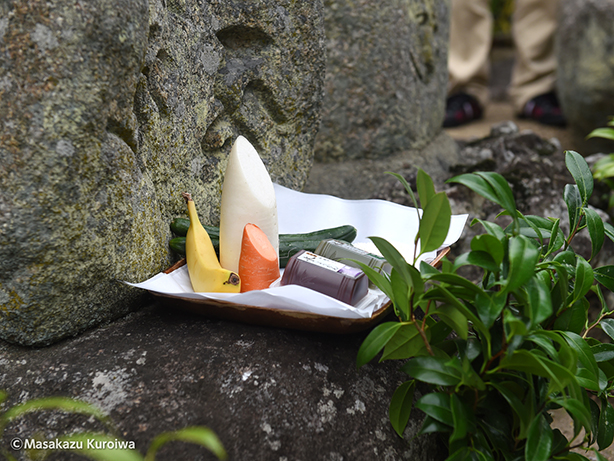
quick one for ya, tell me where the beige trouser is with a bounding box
[448,0,559,113]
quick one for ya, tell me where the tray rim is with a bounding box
[149,247,449,334]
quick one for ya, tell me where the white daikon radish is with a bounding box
[219,136,279,273]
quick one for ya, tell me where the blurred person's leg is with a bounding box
[510,0,566,126]
[445,0,492,127]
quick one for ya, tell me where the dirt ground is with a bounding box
[444,45,613,461]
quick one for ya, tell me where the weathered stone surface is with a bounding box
[305,130,460,199]
[556,0,614,153]
[0,0,325,345]
[0,304,446,460]
[315,0,450,161]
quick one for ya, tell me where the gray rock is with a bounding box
[0,0,325,345]
[315,0,450,161]
[305,131,460,199]
[556,0,614,153]
[0,304,446,460]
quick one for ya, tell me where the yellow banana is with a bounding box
[182,192,241,293]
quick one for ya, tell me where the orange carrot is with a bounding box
[238,223,281,292]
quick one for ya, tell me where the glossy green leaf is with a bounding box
[145,426,227,461]
[598,397,614,450]
[594,265,614,292]
[490,382,532,438]
[526,275,553,327]
[471,233,504,266]
[381,322,427,361]
[459,355,486,391]
[499,350,575,393]
[517,214,556,236]
[436,304,469,340]
[591,343,614,362]
[472,218,506,240]
[448,174,501,206]
[387,171,419,209]
[525,414,553,461]
[428,272,487,299]
[529,330,577,369]
[401,356,462,386]
[504,235,539,293]
[569,257,594,305]
[550,397,592,433]
[515,213,558,249]
[476,171,517,220]
[566,150,594,205]
[424,285,490,344]
[546,218,564,256]
[418,415,451,435]
[575,367,600,391]
[389,381,416,437]
[604,222,614,243]
[593,160,614,181]
[590,398,601,445]
[503,309,528,339]
[356,322,403,368]
[369,237,423,297]
[417,168,436,209]
[554,250,577,274]
[587,128,614,141]
[420,260,440,277]
[560,331,599,381]
[474,292,506,329]
[592,150,614,181]
[427,317,453,344]
[418,191,452,254]
[584,207,605,260]
[415,392,453,426]
[390,269,411,321]
[555,298,589,335]
[594,450,609,461]
[565,453,594,461]
[355,261,393,300]
[565,184,583,235]
[450,394,470,442]
[601,319,614,342]
[454,251,499,273]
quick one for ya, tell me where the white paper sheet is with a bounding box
[126,184,468,319]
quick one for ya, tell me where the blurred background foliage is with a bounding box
[491,0,514,36]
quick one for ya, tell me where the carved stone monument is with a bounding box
[556,0,614,153]
[0,0,325,345]
[305,0,458,199]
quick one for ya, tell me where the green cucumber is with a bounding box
[168,222,358,267]
[277,225,358,266]
[170,217,219,238]
[280,224,357,244]
[169,237,186,256]
[278,240,324,267]
[170,218,190,236]
[169,236,220,258]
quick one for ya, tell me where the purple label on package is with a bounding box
[339,266,363,278]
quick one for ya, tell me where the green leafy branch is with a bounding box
[357,151,614,461]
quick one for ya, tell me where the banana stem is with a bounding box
[182,192,192,203]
